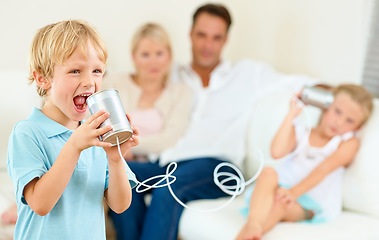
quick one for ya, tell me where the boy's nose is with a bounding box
[82,74,95,87]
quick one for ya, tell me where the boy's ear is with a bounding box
[33,71,51,90]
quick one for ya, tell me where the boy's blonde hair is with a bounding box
[333,84,374,125]
[28,20,108,96]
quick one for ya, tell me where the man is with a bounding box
[110,3,314,240]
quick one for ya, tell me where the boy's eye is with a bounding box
[93,69,102,74]
[70,70,80,74]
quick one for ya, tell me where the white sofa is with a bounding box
[1,71,379,240]
[179,92,379,240]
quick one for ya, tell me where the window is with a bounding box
[362,0,379,97]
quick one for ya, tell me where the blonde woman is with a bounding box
[105,23,193,239]
[104,23,192,162]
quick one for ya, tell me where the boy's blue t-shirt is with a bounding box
[7,108,137,240]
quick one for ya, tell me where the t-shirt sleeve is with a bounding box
[7,122,48,205]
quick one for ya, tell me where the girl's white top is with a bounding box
[276,119,354,220]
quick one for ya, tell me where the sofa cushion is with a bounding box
[0,171,16,240]
[179,196,379,240]
[0,71,41,170]
[342,98,379,218]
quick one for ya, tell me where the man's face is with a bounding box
[190,12,228,69]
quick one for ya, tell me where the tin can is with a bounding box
[86,89,133,146]
[300,86,334,109]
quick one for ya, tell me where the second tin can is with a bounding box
[300,86,334,109]
[86,89,133,146]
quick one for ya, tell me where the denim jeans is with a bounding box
[109,157,235,240]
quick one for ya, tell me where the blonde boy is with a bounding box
[7,20,138,239]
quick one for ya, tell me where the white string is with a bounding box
[165,151,265,213]
[114,97,312,213]
[115,137,264,213]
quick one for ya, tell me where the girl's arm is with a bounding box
[271,97,303,159]
[289,137,359,198]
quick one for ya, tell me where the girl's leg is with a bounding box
[236,167,311,240]
[235,167,280,240]
[261,201,309,234]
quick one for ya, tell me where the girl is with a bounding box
[236,84,373,240]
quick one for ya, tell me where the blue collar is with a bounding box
[27,107,73,138]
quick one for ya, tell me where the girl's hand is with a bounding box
[288,94,304,119]
[69,110,113,152]
[275,187,296,208]
[104,114,140,162]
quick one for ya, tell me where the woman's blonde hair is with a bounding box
[131,23,172,56]
[333,84,374,125]
[28,20,108,96]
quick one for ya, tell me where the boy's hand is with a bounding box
[104,114,140,162]
[69,110,113,152]
[123,150,134,161]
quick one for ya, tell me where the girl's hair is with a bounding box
[28,20,108,96]
[333,84,374,125]
[131,23,172,56]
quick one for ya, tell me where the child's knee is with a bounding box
[257,167,278,184]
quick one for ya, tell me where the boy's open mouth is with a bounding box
[73,94,91,111]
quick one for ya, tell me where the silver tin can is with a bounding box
[86,89,133,146]
[300,86,334,109]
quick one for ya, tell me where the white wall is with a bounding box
[0,0,372,83]
[223,0,372,84]
[0,0,373,169]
